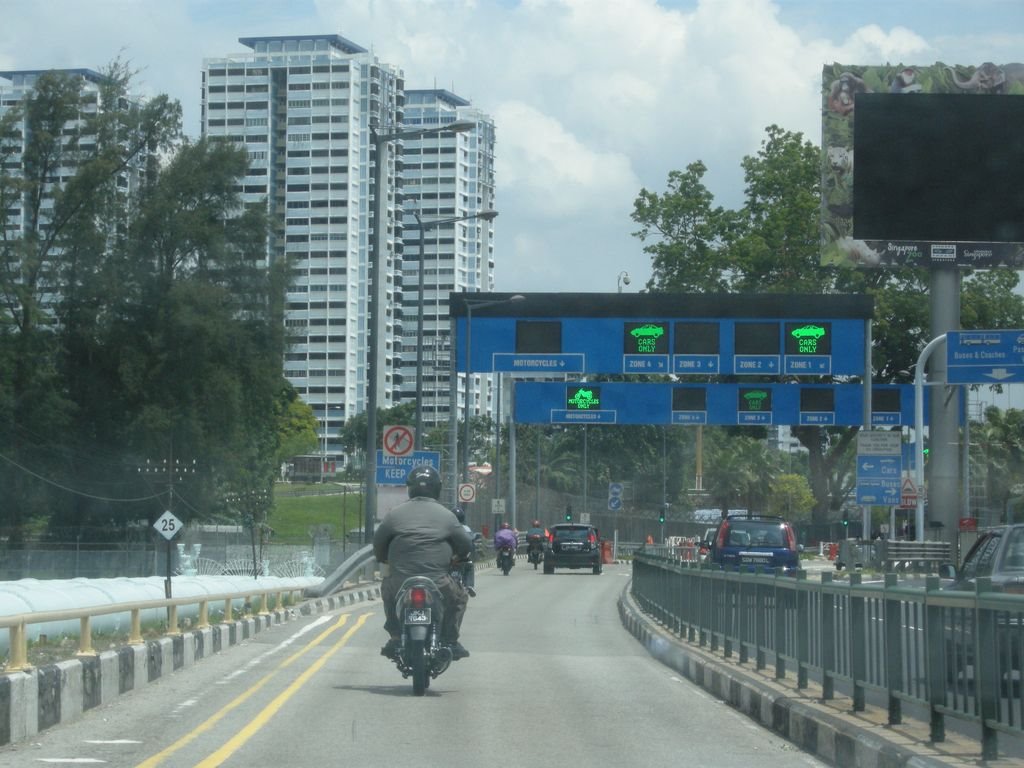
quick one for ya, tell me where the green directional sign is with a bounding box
[785,322,832,356]
[738,388,771,412]
[566,385,601,410]
[624,322,669,355]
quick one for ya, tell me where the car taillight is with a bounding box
[716,522,730,549]
[588,532,596,544]
[784,527,797,552]
[410,587,427,609]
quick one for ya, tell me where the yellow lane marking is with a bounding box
[134,613,363,768]
[194,612,373,767]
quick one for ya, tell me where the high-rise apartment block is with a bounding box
[201,36,497,470]
[399,89,497,434]
[201,35,405,470]
[0,68,149,254]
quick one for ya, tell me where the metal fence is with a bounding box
[631,549,1024,761]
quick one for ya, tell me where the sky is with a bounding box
[0,0,1022,295]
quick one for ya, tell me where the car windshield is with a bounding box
[1003,528,1024,571]
[554,527,591,541]
[725,521,785,547]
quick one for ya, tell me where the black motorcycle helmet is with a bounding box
[453,506,467,524]
[406,464,442,500]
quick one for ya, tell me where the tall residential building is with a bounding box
[201,35,405,471]
[399,89,497,436]
[0,69,150,312]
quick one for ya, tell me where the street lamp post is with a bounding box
[364,119,476,545]
[617,271,631,293]
[411,210,498,450]
[459,294,525,512]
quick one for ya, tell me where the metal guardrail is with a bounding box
[0,586,301,672]
[631,550,1024,761]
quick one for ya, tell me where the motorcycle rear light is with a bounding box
[410,587,427,609]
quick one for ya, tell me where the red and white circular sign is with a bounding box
[458,483,476,503]
[382,424,415,457]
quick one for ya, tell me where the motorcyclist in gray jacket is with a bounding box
[373,464,473,660]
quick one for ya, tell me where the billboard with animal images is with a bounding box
[821,62,1024,268]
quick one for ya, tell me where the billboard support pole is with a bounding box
[915,333,947,542]
[930,268,961,545]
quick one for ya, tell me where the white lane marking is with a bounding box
[35,760,107,764]
[217,615,333,684]
[169,699,198,717]
[84,740,141,744]
[669,675,710,699]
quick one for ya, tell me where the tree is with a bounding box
[767,473,815,523]
[632,124,1024,524]
[275,385,319,467]
[0,64,180,544]
[972,406,1024,521]
[0,65,291,543]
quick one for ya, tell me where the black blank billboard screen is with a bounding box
[516,321,561,353]
[853,93,1024,243]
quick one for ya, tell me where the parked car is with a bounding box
[939,524,1024,593]
[544,523,602,575]
[939,524,1024,685]
[707,513,800,574]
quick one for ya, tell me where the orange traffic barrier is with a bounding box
[828,542,838,561]
[601,540,614,564]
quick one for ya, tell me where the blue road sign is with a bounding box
[550,409,617,424]
[608,496,623,511]
[856,479,901,505]
[514,382,926,427]
[856,456,901,479]
[376,450,441,485]
[947,329,1024,384]
[492,353,585,374]
[458,315,868,377]
[856,431,901,505]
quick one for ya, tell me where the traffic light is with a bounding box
[565,504,572,522]
[658,504,666,524]
[841,511,849,528]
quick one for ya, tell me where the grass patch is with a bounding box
[270,484,364,543]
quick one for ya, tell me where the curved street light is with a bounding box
[462,294,526,490]
[409,210,499,450]
[617,270,631,293]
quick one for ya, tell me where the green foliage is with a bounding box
[276,388,319,465]
[631,123,1024,523]
[767,473,815,522]
[271,485,363,543]
[0,64,292,543]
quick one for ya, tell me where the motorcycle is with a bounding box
[526,539,544,570]
[390,575,455,695]
[497,546,516,575]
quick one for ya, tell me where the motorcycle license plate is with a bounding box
[405,608,431,624]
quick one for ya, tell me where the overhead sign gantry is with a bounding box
[449,293,873,378]
[514,382,926,427]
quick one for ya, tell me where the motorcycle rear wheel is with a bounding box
[410,638,428,695]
